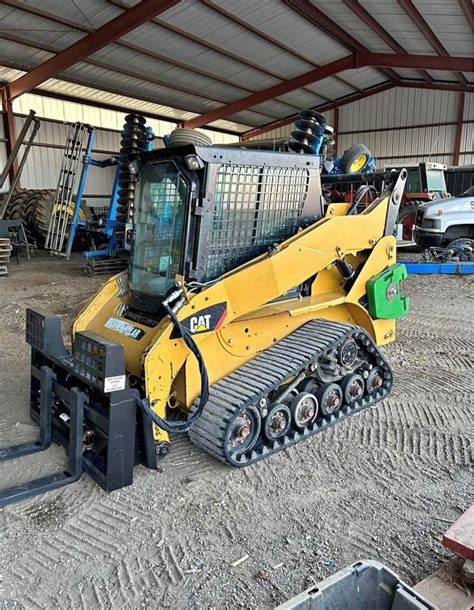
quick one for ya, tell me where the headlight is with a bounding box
[422,218,441,229]
[185,154,204,170]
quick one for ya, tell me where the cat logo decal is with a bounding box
[172,302,228,338]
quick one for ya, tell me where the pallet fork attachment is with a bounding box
[0,309,153,507]
[0,368,84,507]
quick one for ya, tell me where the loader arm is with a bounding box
[143,171,407,444]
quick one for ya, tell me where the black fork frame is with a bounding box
[0,309,155,507]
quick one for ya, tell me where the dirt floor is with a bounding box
[0,252,472,609]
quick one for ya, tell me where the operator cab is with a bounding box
[385,162,448,199]
[127,145,324,316]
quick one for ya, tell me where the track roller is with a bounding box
[264,403,291,441]
[340,374,365,405]
[290,392,318,429]
[225,406,261,458]
[366,367,384,394]
[316,383,343,417]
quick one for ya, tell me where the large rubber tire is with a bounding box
[167,128,212,148]
[21,190,92,244]
[1,189,31,220]
[339,143,372,174]
[398,200,424,242]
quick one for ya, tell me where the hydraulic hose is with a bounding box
[136,301,209,434]
[347,184,378,215]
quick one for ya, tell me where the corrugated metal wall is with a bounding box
[13,93,239,145]
[1,89,472,200]
[247,88,473,167]
[0,93,238,198]
[461,93,474,166]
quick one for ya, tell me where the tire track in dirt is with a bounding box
[372,396,473,430]
[400,312,474,335]
[1,260,473,608]
[396,327,473,352]
[165,434,220,480]
[317,419,472,467]
[394,368,473,396]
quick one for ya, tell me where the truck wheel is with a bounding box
[339,143,371,174]
[398,200,423,242]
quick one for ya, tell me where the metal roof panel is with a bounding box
[210,0,351,65]
[160,1,314,78]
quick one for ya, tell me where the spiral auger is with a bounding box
[289,110,335,159]
[116,114,148,237]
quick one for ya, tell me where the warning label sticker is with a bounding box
[104,374,126,393]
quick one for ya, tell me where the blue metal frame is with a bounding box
[398,260,474,274]
[82,158,126,259]
[64,127,96,259]
[82,126,155,260]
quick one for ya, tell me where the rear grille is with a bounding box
[25,309,47,352]
[204,164,309,280]
[74,331,125,391]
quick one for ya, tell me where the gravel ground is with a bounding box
[0,253,472,609]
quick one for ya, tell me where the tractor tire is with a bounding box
[1,189,31,220]
[20,189,91,245]
[26,190,56,240]
[398,200,423,242]
[167,128,212,148]
[340,143,372,174]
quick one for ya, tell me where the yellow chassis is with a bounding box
[74,191,399,445]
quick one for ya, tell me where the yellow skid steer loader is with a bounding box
[0,144,408,505]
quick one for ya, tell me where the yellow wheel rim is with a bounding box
[350,154,368,172]
[52,202,86,221]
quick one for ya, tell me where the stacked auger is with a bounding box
[289,110,335,158]
[116,114,149,238]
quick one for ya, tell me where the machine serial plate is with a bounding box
[104,317,145,340]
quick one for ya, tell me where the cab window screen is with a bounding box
[204,164,309,281]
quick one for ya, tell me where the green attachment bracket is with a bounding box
[366,263,410,320]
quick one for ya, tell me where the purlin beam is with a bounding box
[397,0,467,85]
[5,0,181,101]
[458,0,474,30]
[453,92,465,165]
[358,52,473,72]
[342,0,433,83]
[282,0,400,83]
[398,81,473,93]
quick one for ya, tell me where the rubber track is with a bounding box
[188,319,393,466]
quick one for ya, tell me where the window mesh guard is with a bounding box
[205,165,309,280]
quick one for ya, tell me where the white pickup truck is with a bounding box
[413,186,474,250]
